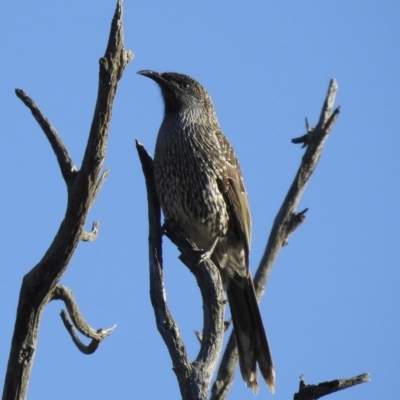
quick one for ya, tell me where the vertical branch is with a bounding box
[136,141,192,395]
[136,142,225,400]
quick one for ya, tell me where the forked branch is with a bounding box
[2,2,132,399]
[51,285,115,355]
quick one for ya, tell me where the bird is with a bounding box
[138,70,275,393]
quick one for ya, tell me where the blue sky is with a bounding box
[1,1,399,399]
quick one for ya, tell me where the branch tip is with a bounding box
[14,88,76,184]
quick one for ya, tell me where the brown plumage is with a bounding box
[138,70,275,393]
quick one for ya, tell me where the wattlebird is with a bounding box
[138,70,275,393]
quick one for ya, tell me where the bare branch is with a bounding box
[51,286,115,355]
[52,285,115,340]
[15,89,77,184]
[59,311,104,355]
[210,333,237,400]
[135,141,191,390]
[137,141,225,400]
[81,221,100,242]
[293,373,370,400]
[211,80,340,399]
[2,2,131,399]
[163,221,225,390]
[256,79,339,291]
[80,1,132,181]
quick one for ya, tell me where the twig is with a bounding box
[256,79,339,292]
[15,89,77,185]
[51,285,115,355]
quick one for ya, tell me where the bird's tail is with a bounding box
[227,278,275,394]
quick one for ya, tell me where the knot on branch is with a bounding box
[283,208,308,245]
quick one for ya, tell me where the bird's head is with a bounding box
[138,70,215,120]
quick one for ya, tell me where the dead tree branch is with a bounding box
[136,141,225,400]
[2,2,132,399]
[293,373,370,400]
[210,80,341,399]
[51,285,115,355]
[14,90,77,184]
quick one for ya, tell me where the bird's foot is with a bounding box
[193,236,219,266]
[179,236,219,268]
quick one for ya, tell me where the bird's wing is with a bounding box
[216,130,251,265]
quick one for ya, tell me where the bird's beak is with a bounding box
[137,70,166,86]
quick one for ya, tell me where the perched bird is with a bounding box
[138,70,275,393]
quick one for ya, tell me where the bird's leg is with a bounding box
[194,236,219,265]
[177,236,218,270]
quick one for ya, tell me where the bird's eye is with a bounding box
[180,82,190,89]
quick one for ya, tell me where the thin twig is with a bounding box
[51,285,115,355]
[256,79,339,291]
[15,89,77,185]
[52,285,115,341]
[59,311,102,355]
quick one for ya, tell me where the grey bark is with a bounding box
[2,2,132,399]
[136,142,226,400]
